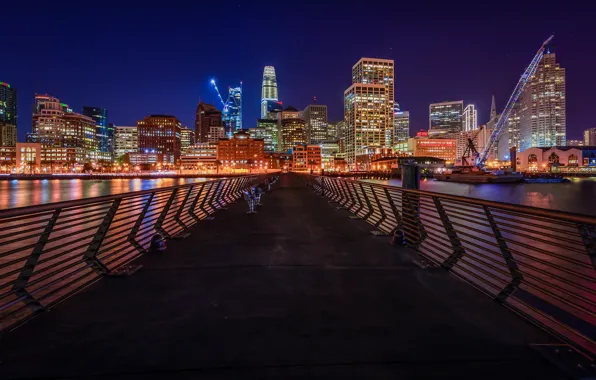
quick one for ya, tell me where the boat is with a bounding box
[434,167,524,184]
[523,176,571,184]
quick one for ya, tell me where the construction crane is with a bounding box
[475,35,554,168]
[210,79,227,111]
[461,125,484,166]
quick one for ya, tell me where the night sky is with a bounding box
[3,2,595,142]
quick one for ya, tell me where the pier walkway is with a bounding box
[0,175,565,379]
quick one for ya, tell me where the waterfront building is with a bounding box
[584,128,596,146]
[567,140,584,147]
[261,66,279,119]
[114,126,138,159]
[82,106,112,159]
[180,142,217,170]
[264,152,292,170]
[517,146,596,171]
[180,127,195,153]
[127,153,166,167]
[195,102,223,143]
[394,107,410,143]
[216,130,265,170]
[16,143,42,173]
[519,53,566,151]
[292,144,322,172]
[0,82,17,147]
[429,101,463,137]
[303,103,328,144]
[280,106,306,152]
[137,115,182,164]
[462,104,478,132]
[257,118,279,152]
[410,136,457,163]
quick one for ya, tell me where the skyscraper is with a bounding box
[261,66,278,119]
[223,85,242,135]
[257,118,279,152]
[137,115,182,163]
[82,106,112,159]
[0,82,17,147]
[394,109,410,143]
[462,104,478,132]
[114,125,138,158]
[429,101,463,136]
[195,102,223,143]
[519,53,566,151]
[585,128,596,146]
[303,102,328,144]
[344,58,394,167]
[180,127,195,153]
[280,106,306,152]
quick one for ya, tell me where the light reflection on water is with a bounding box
[0,178,207,210]
[365,177,596,216]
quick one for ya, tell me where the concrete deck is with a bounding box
[0,175,566,379]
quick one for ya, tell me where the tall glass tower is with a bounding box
[223,85,242,136]
[261,66,278,119]
[83,106,112,156]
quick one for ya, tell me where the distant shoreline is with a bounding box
[0,173,257,181]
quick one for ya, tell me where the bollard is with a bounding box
[401,162,421,246]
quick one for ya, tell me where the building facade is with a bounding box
[180,142,217,170]
[411,137,457,162]
[280,106,306,152]
[292,144,322,172]
[260,66,278,119]
[257,118,279,152]
[303,103,328,144]
[517,146,596,171]
[0,82,17,147]
[429,101,463,137]
[195,102,223,143]
[114,125,138,158]
[394,109,410,143]
[462,104,477,132]
[216,130,265,170]
[137,115,182,164]
[519,53,566,151]
[584,128,596,146]
[223,85,242,135]
[82,106,112,158]
[180,127,195,153]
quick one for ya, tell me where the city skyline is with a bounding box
[2,3,595,143]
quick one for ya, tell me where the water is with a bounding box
[366,177,596,216]
[0,178,207,210]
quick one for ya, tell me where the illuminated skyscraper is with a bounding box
[429,101,463,136]
[257,118,279,152]
[519,53,566,151]
[303,102,328,144]
[462,104,477,132]
[195,102,223,143]
[0,82,17,146]
[82,106,112,159]
[344,58,394,167]
[137,115,182,163]
[180,127,195,153]
[261,66,278,119]
[114,125,138,158]
[280,106,306,152]
[393,108,410,143]
[223,85,242,135]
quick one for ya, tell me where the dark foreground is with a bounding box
[0,175,566,379]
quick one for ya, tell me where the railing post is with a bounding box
[85,199,122,274]
[128,192,155,253]
[199,182,213,216]
[154,189,178,238]
[433,197,465,269]
[187,183,206,223]
[174,185,193,229]
[341,180,356,209]
[12,209,61,312]
[578,224,596,271]
[370,186,386,228]
[484,206,523,302]
[360,183,375,221]
[208,181,223,210]
[402,191,425,247]
[351,181,366,217]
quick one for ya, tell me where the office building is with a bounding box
[180,127,195,153]
[343,58,394,167]
[180,142,217,170]
[394,107,410,143]
[216,130,265,170]
[519,53,566,151]
[567,139,584,147]
[280,106,306,152]
[411,137,457,162]
[195,102,223,143]
[114,125,138,158]
[585,128,596,146]
[223,85,242,135]
[292,144,322,172]
[82,106,112,158]
[462,104,477,132]
[247,127,266,140]
[303,103,328,144]
[261,66,278,119]
[137,115,182,164]
[429,101,463,136]
[257,118,279,152]
[320,139,339,170]
[0,82,17,147]
[31,94,97,162]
